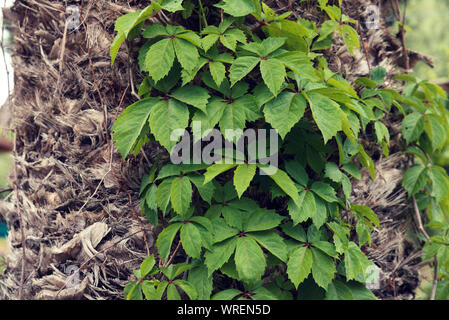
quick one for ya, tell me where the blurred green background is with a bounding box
[405,0,449,167]
[0,151,10,273]
[406,0,449,82]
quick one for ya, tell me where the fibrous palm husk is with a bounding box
[0,0,430,299]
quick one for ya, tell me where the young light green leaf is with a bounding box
[264,20,309,52]
[312,197,328,228]
[235,236,266,283]
[355,77,378,89]
[260,37,286,56]
[229,56,260,86]
[249,231,288,262]
[351,204,379,227]
[204,238,237,275]
[202,34,220,52]
[209,61,226,86]
[273,51,312,75]
[173,38,200,71]
[170,85,210,112]
[170,176,193,215]
[142,281,158,300]
[317,20,339,41]
[311,182,338,203]
[306,92,342,143]
[156,223,182,259]
[145,38,175,82]
[140,255,156,279]
[176,30,203,47]
[311,247,336,290]
[287,246,313,288]
[114,11,140,36]
[263,92,307,139]
[221,29,247,51]
[341,24,360,55]
[168,262,196,279]
[166,283,181,300]
[110,33,126,66]
[187,265,213,300]
[219,96,255,142]
[324,162,344,183]
[262,167,300,206]
[224,32,244,51]
[429,166,449,203]
[325,279,354,300]
[156,177,174,213]
[192,98,227,140]
[148,99,189,152]
[204,164,237,184]
[425,116,447,151]
[288,190,316,225]
[402,112,424,143]
[374,121,390,144]
[112,98,158,159]
[161,0,185,12]
[181,57,208,85]
[402,165,427,196]
[188,175,215,204]
[342,163,361,180]
[344,242,372,281]
[215,0,258,17]
[245,209,284,232]
[346,281,377,300]
[281,222,307,242]
[327,221,349,253]
[155,281,169,300]
[173,280,198,300]
[370,67,387,85]
[234,164,257,198]
[125,282,143,300]
[211,289,242,300]
[140,255,156,278]
[180,222,203,258]
[358,145,376,180]
[260,58,286,97]
[142,24,169,38]
[311,241,338,258]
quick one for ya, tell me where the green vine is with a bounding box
[110,0,449,300]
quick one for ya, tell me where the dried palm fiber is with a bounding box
[0,0,160,300]
[0,0,432,299]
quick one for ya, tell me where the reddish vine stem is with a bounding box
[412,196,438,300]
[163,241,182,268]
[356,21,371,72]
[133,208,151,256]
[393,0,410,72]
